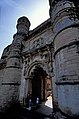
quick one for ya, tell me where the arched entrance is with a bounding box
[29,65,51,104]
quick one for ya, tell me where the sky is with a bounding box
[0,0,50,58]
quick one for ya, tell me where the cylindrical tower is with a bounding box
[0,16,30,110]
[49,0,79,118]
[16,16,30,35]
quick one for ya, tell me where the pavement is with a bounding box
[35,95,53,117]
[0,95,53,119]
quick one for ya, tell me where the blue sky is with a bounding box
[0,0,49,57]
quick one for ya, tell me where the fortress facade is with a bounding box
[0,0,79,118]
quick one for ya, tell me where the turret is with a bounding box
[16,16,30,35]
[0,16,30,110]
[49,0,79,35]
[49,0,79,118]
[7,16,30,67]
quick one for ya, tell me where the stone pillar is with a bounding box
[0,16,30,110]
[49,0,79,118]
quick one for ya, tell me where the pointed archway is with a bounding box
[29,65,51,104]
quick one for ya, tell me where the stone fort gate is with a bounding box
[19,18,54,104]
[0,1,79,118]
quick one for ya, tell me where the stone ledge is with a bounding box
[2,82,20,85]
[55,79,79,85]
[6,66,22,69]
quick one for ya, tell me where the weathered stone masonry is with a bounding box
[0,0,79,118]
[49,0,79,118]
[0,17,30,110]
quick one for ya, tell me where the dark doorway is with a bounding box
[32,76,41,104]
[30,66,47,104]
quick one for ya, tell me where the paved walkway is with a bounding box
[36,95,53,116]
[0,96,53,119]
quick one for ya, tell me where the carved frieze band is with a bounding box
[53,7,78,25]
[32,37,44,49]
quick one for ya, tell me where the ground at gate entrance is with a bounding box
[0,108,53,119]
[0,95,53,119]
[36,95,53,116]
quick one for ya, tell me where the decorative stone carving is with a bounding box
[32,37,44,50]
